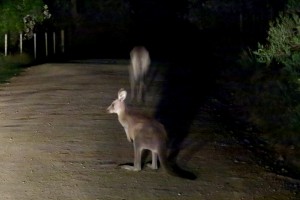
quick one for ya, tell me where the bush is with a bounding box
[251,0,300,145]
[228,0,300,176]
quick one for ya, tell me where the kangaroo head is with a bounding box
[107,88,127,114]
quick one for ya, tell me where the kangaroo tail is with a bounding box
[159,153,197,180]
[168,163,197,180]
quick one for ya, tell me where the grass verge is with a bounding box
[0,53,33,83]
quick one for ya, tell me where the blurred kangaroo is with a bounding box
[129,46,151,102]
[107,88,196,180]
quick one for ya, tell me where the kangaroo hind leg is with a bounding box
[121,141,142,171]
[146,151,158,170]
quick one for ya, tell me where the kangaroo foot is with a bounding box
[120,165,141,171]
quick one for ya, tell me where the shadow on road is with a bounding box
[152,21,217,179]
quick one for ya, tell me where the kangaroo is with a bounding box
[129,46,151,103]
[107,88,196,180]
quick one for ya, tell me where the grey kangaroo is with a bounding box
[107,88,196,180]
[129,46,150,102]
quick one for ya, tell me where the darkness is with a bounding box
[43,0,285,59]
[154,27,215,165]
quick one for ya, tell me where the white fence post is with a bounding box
[20,33,23,54]
[1,30,66,59]
[4,34,7,56]
[45,32,48,57]
[34,33,37,59]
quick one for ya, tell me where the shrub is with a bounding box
[251,0,300,145]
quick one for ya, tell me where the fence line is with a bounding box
[3,29,65,59]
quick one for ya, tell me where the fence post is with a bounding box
[34,33,37,59]
[45,32,48,57]
[53,32,56,55]
[20,33,23,54]
[5,34,7,56]
[61,29,64,53]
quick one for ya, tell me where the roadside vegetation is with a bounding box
[214,0,300,179]
[0,53,33,83]
[0,0,50,83]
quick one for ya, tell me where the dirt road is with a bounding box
[0,62,298,199]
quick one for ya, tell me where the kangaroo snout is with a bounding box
[106,105,112,113]
[106,108,111,114]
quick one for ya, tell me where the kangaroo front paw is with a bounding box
[121,165,141,171]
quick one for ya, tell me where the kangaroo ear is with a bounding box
[118,88,127,101]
